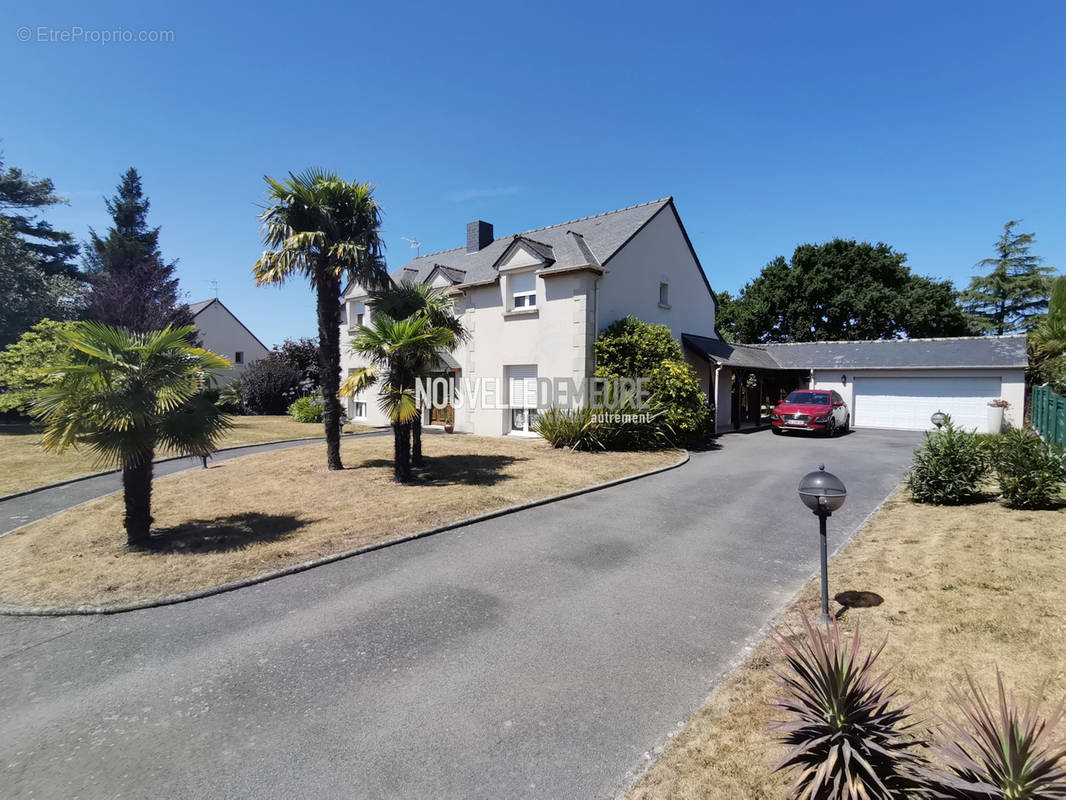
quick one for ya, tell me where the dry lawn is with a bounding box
[0,435,682,608]
[0,416,374,496]
[626,490,1066,800]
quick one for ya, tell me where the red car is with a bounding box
[771,389,850,436]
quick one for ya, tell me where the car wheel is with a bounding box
[772,426,782,435]
[842,415,850,434]
[826,418,837,438]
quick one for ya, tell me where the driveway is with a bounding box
[0,428,922,799]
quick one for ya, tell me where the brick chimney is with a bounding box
[466,220,493,253]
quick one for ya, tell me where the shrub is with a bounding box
[593,315,684,377]
[287,395,323,423]
[770,616,924,799]
[0,319,76,415]
[532,404,673,451]
[920,671,1066,799]
[905,417,989,504]
[647,360,709,442]
[240,358,302,415]
[216,380,245,413]
[992,428,1066,510]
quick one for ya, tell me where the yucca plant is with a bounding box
[770,615,924,799]
[921,672,1066,799]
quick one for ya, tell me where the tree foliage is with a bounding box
[721,240,973,343]
[83,168,191,332]
[32,324,230,547]
[239,358,303,415]
[0,319,76,413]
[269,337,320,388]
[1030,275,1066,385]
[254,169,389,471]
[0,218,84,347]
[961,220,1055,335]
[0,153,80,276]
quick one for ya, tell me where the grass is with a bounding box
[0,434,683,608]
[0,415,375,496]
[624,489,1066,800]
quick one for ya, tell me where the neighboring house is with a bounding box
[189,298,270,384]
[683,334,1028,433]
[340,198,722,436]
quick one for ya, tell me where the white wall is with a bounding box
[193,301,270,385]
[596,204,717,341]
[812,368,1026,431]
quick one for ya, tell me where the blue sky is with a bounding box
[3,0,1064,346]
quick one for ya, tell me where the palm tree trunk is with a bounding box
[316,270,344,470]
[393,421,412,482]
[411,408,423,468]
[122,459,154,548]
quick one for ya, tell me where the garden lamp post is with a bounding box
[797,465,847,625]
[931,410,946,429]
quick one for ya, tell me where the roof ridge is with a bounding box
[401,197,672,263]
[763,335,1026,346]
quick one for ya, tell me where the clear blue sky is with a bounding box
[3,0,1064,346]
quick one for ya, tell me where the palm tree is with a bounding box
[367,280,468,465]
[32,323,231,548]
[342,312,456,482]
[254,170,388,471]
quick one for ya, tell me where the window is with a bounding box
[659,282,670,307]
[356,313,364,326]
[234,351,244,365]
[352,401,367,418]
[510,272,536,310]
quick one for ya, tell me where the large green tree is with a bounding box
[0,154,80,276]
[33,324,230,548]
[961,221,1055,335]
[1030,275,1066,385]
[0,219,83,347]
[254,170,389,471]
[83,168,191,332]
[721,240,972,343]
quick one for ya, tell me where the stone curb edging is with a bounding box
[0,450,690,617]
[0,431,382,503]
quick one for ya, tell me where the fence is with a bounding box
[1031,384,1066,446]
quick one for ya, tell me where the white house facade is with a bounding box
[189,298,271,384]
[339,198,722,436]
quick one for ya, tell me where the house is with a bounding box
[340,198,723,435]
[340,198,1028,438]
[682,334,1028,433]
[189,298,270,384]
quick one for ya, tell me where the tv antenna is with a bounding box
[204,280,219,298]
[401,236,421,256]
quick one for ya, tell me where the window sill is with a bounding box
[658,303,671,310]
[503,308,539,318]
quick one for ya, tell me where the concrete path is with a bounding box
[0,431,388,536]
[0,428,922,799]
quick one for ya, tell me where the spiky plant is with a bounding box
[922,672,1066,799]
[770,615,924,799]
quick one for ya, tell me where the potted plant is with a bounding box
[987,398,1009,433]
[443,406,455,434]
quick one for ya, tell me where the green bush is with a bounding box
[287,395,323,423]
[532,404,673,451]
[241,358,302,414]
[217,380,245,413]
[0,319,76,414]
[991,428,1066,509]
[905,417,989,505]
[593,315,684,377]
[647,360,709,442]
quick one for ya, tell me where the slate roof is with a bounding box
[390,198,672,287]
[682,334,782,370]
[188,299,215,316]
[763,336,1029,370]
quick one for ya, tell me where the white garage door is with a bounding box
[853,376,1000,432]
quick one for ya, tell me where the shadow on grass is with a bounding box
[356,454,524,487]
[144,512,312,553]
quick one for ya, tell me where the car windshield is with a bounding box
[784,391,831,405]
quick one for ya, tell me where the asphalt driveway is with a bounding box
[0,428,923,799]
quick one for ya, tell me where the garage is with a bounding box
[760,336,1029,434]
[852,376,1001,431]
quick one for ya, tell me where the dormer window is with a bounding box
[510,272,537,310]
